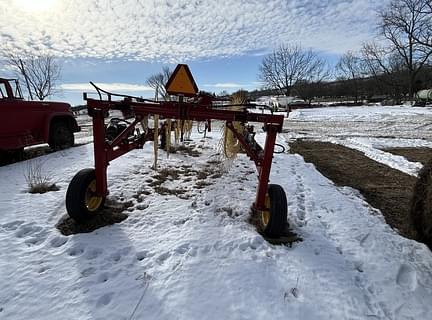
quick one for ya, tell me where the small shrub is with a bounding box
[24,160,59,194]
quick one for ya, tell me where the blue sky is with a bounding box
[0,0,388,105]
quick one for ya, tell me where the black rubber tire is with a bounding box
[66,168,105,223]
[263,184,288,237]
[49,121,74,150]
[410,160,432,247]
[105,127,118,142]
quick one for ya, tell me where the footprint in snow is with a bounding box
[50,236,68,248]
[13,224,48,247]
[37,266,50,274]
[1,220,24,231]
[174,244,198,257]
[136,250,150,261]
[249,235,264,249]
[81,267,96,278]
[15,224,43,238]
[96,292,114,307]
[354,261,364,273]
[359,232,376,250]
[84,248,103,260]
[296,207,306,221]
[174,243,191,255]
[97,272,110,284]
[67,246,85,257]
[23,236,46,246]
[109,252,122,263]
[109,246,131,263]
[396,264,417,291]
[156,252,171,264]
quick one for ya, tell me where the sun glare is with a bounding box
[14,0,58,13]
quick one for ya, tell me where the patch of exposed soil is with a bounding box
[56,199,132,235]
[290,140,419,241]
[28,183,60,194]
[143,161,224,198]
[170,144,202,157]
[248,208,302,246]
[384,147,432,165]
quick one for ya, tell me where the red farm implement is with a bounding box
[65,65,288,238]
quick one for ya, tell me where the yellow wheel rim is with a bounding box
[261,193,271,227]
[85,180,103,212]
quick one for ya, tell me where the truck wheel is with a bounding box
[410,160,432,247]
[66,168,105,223]
[261,184,288,237]
[49,121,74,150]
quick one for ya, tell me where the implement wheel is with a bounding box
[66,168,105,223]
[197,122,206,134]
[261,184,288,237]
[410,160,432,247]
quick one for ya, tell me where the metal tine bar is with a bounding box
[89,81,155,103]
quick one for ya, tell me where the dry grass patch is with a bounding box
[154,186,187,196]
[174,144,201,157]
[24,159,59,194]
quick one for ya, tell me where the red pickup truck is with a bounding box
[0,78,80,159]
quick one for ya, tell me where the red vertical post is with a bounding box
[254,124,278,211]
[92,109,108,197]
[178,95,185,142]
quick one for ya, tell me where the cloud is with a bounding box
[60,82,153,92]
[0,0,388,62]
[205,82,252,88]
[0,63,15,74]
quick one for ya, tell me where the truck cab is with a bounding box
[0,78,80,157]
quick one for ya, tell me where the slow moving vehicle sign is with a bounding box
[165,64,198,97]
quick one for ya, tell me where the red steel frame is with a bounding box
[86,97,284,213]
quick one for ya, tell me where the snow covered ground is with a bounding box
[1,106,432,319]
[285,106,432,176]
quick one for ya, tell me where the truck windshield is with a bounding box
[0,83,7,98]
[9,80,23,99]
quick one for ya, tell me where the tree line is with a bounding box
[258,0,432,104]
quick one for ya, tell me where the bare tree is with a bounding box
[258,44,326,96]
[362,42,409,103]
[410,0,432,48]
[5,51,61,100]
[146,66,172,101]
[379,0,432,99]
[336,51,365,103]
[293,56,330,104]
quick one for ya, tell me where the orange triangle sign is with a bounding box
[165,64,198,97]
